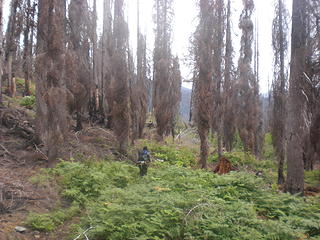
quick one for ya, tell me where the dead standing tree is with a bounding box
[5,0,22,98]
[35,0,69,165]
[137,32,148,139]
[136,0,149,139]
[22,0,32,96]
[128,48,139,143]
[223,0,236,152]
[236,0,258,154]
[285,0,307,195]
[153,0,174,141]
[212,0,225,158]
[195,0,215,169]
[303,0,320,170]
[168,56,182,140]
[112,0,130,153]
[0,0,3,105]
[272,0,289,184]
[67,0,92,131]
[102,0,115,129]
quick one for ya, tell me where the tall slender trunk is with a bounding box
[23,0,31,96]
[0,0,3,105]
[285,0,307,195]
[36,0,68,166]
[92,0,98,110]
[223,0,235,151]
[278,0,286,184]
[6,0,19,97]
[136,0,148,139]
[103,0,114,129]
[196,0,215,168]
[214,0,224,158]
[112,0,130,153]
[7,54,13,96]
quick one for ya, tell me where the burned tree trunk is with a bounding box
[112,0,130,153]
[236,0,259,155]
[272,0,289,185]
[102,0,114,129]
[0,0,3,105]
[223,0,236,152]
[136,1,148,139]
[285,0,307,195]
[137,33,148,139]
[23,0,32,96]
[68,0,92,131]
[213,0,225,158]
[128,49,139,143]
[168,56,182,140]
[36,0,69,166]
[153,0,174,141]
[195,0,215,168]
[5,0,20,98]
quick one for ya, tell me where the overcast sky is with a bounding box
[94,0,293,93]
[4,0,293,93]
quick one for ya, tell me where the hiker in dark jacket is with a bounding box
[137,146,151,176]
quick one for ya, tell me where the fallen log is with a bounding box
[0,108,34,140]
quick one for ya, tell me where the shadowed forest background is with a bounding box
[0,0,319,239]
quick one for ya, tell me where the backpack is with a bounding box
[138,150,150,163]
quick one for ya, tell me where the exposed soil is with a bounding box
[0,110,58,239]
[0,103,120,240]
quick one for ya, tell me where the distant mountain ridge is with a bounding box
[180,87,192,121]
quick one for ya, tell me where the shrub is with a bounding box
[25,204,80,232]
[262,133,276,162]
[138,140,197,167]
[305,170,320,188]
[31,160,320,239]
[16,78,36,95]
[19,95,35,109]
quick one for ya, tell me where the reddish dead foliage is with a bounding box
[304,186,320,197]
[214,156,234,175]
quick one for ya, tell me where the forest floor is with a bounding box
[0,104,123,239]
[1,82,320,239]
[0,82,125,239]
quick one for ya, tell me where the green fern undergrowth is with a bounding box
[26,157,320,240]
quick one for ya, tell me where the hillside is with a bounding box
[1,89,320,239]
[0,0,320,239]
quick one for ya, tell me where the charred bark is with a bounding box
[272,0,289,185]
[0,0,3,105]
[36,0,69,166]
[112,0,130,153]
[285,0,307,195]
[195,0,215,168]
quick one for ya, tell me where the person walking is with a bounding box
[137,146,151,176]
